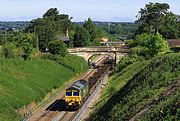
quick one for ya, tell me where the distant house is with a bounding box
[167,39,180,47]
[58,36,70,46]
[118,35,127,41]
[56,29,70,47]
[100,37,108,42]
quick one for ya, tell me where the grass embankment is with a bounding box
[0,54,88,121]
[91,53,180,121]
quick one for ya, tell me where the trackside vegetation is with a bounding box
[91,53,180,121]
[0,54,88,121]
[43,54,88,73]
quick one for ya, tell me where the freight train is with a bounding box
[65,57,112,108]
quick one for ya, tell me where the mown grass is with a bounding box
[0,54,88,121]
[91,53,180,121]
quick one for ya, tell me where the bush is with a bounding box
[129,33,170,58]
[131,46,150,58]
[126,39,136,48]
[150,33,170,55]
[91,39,101,46]
[1,43,23,59]
[48,40,67,57]
[171,46,180,52]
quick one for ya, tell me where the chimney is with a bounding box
[66,29,69,37]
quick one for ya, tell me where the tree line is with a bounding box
[0,8,109,60]
[115,2,180,73]
[136,2,180,39]
[0,2,179,60]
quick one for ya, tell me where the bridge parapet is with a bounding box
[68,46,129,64]
[68,46,130,53]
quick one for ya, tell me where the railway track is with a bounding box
[31,56,112,121]
[34,69,96,121]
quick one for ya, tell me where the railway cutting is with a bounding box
[28,55,113,121]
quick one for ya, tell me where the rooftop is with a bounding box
[167,39,180,47]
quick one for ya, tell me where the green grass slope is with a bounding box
[0,54,88,121]
[91,53,180,121]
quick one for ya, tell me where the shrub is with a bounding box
[171,46,180,52]
[131,46,150,57]
[1,43,23,59]
[126,39,136,48]
[91,39,101,46]
[129,33,170,58]
[48,40,67,57]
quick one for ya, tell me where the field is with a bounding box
[0,54,88,121]
[91,53,180,121]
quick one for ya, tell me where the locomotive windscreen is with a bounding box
[73,92,79,96]
[66,91,72,96]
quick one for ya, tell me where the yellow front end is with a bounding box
[65,96,82,106]
[65,90,82,106]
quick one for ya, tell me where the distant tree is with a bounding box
[26,18,56,51]
[73,26,90,47]
[26,8,72,51]
[91,39,101,46]
[160,13,180,39]
[136,2,170,34]
[96,22,137,40]
[16,34,35,60]
[83,18,99,42]
[48,40,67,57]
[56,14,73,33]
[43,8,59,18]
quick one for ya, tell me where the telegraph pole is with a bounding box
[112,47,117,66]
[33,26,39,50]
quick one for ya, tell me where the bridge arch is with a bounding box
[87,53,115,67]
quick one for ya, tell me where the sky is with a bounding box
[0,0,179,22]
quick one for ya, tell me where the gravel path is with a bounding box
[79,74,109,121]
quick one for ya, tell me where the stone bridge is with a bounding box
[68,46,130,64]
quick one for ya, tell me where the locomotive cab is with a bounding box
[65,79,88,107]
[65,88,81,106]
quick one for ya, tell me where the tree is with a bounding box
[160,13,180,39]
[130,33,170,58]
[83,18,98,42]
[73,26,90,47]
[43,8,59,18]
[26,8,72,51]
[136,2,170,34]
[48,40,67,57]
[16,33,35,60]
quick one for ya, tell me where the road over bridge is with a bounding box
[68,46,130,64]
